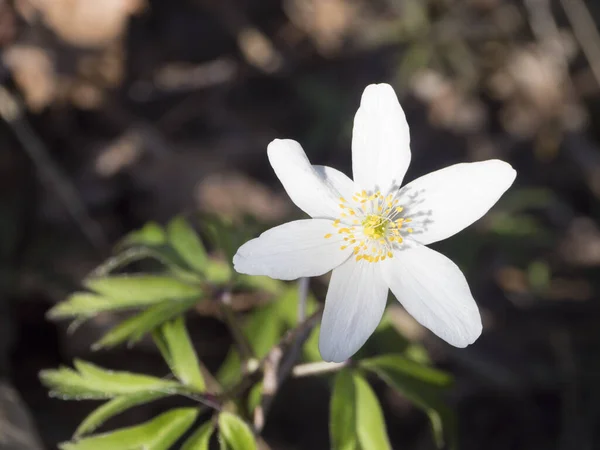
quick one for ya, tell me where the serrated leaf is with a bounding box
[360,354,455,449]
[330,371,391,450]
[121,222,166,248]
[218,412,257,450]
[181,421,215,450]
[40,359,181,400]
[85,275,202,304]
[168,216,208,273]
[47,293,118,320]
[158,317,205,392]
[40,367,109,400]
[60,407,198,450]
[92,297,200,350]
[75,391,169,437]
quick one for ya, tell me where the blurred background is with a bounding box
[1,0,600,448]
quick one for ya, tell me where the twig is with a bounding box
[560,0,600,88]
[253,345,282,432]
[0,86,108,252]
[219,291,256,362]
[292,361,348,378]
[217,306,323,415]
[253,306,323,432]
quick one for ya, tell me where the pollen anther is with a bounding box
[329,189,413,263]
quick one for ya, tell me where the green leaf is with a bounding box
[330,371,358,450]
[47,293,119,319]
[246,382,263,416]
[50,276,202,320]
[204,261,233,284]
[92,297,200,350]
[121,222,166,248]
[217,303,282,386]
[360,354,455,449]
[218,412,257,450]
[203,216,238,265]
[353,374,393,450]
[168,216,208,273]
[86,275,202,304]
[181,421,215,450]
[75,391,169,437]
[217,285,321,386]
[40,359,181,400]
[360,355,452,390]
[60,407,198,450]
[330,371,391,450]
[236,274,283,295]
[158,317,206,392]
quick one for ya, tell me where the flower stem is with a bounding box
[297,277,309,321]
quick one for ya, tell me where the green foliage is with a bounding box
[360,354,456,449]
[246,381,263,416]
[41,217,458,450]
[355,310,430,363]
[40,359,182,400]
[120,221,167,247]
[528,260,551,292]
[167,216,209,272]
[330,370,391,450]
[75,391,169,437]
[217,286,318,386]
[181,421,215,450]
[154,317,206,392]
[218,412,257,450]
[60,408,198,450]
[86,275,202,303]
[48,275,202,319]
[92,297,199,350]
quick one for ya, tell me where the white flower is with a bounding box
[233,83,516,363]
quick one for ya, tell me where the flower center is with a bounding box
[362,214,388,239]
[324,189,413,263]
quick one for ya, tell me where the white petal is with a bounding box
[233,219,351,280]
[268,139,345,219]
[319,258,389,362]
[313,165,356,200]
[352,83,411,193]
[401,160,516,245]
[382,245,482,347]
